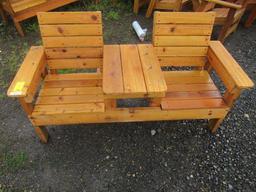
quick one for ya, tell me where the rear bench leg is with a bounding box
[209,118,224,134]
[13,18,25,37]
[34,126,49,143]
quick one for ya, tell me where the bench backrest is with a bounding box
[153,12,215,69]
[38,11,103,72]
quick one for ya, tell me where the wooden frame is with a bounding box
[0,0,78,36]
[245,0,256,27]
[7,11,254,143]
[146,0,187,18]
[192,0,250,42]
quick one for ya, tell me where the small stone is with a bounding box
[132,173,136,177]
[228,184,233,190]
[106,155,110,159]
[244,114,250,120]
[164,162,168,167]
[190,174,193,178]
[151,129,156,136]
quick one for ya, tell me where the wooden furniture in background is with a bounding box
[245,0,256,27]
[134,0,149,14]
[145,0,189,17]
[152,11,253,132]
[0,0,78,36]
[7,11,253,143]
[192,0,249,42]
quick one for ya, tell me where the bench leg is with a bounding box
[0,5,7,24]
[105,99,116,110]
[245,6,256,28]
[146,0,156,18]
[13,18,25,37]
[149,98,162,107]
[209,118,224,134]
[34,126,49,144]
[134,0,140,14]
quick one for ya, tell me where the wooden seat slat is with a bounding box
[36,95,104,105]
[161,98,228,110]
[44,80,102,88]
[33,103,105,115]
[165,90,222,100]
[43,73,102,88]
[120,45,147,94]
[39,87,103,96]
[45,73,102,81]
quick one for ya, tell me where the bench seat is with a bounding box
[161,70,229,110]
[32,73,105,116]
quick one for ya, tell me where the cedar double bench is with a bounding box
[7,11,254,143]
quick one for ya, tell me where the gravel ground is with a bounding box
[0,1,255,191]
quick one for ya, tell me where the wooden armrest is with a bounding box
[205,0,242,9]
[7,46,46,99]
[207,41,254,91]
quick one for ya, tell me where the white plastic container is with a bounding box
[132,21,147,42]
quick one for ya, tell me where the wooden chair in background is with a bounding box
[133,0,149,14]
[133,0,189,17]
[0,0,78,36]
[245,0,256,27]
[192,0,249,42]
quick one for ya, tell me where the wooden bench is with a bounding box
[7,11,254,143]
[0,0,78,36]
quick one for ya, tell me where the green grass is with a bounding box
[106,10,120,21]
[0,151,28,175]
[86,0,132,20]
[25,22,39,33]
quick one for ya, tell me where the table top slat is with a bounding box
[120,45,147,94]
[137,44,167,94]
[103,45,124,94]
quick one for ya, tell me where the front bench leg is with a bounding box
[34,126,49,144]
[19,98,49,143]
[209,118,224,134]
